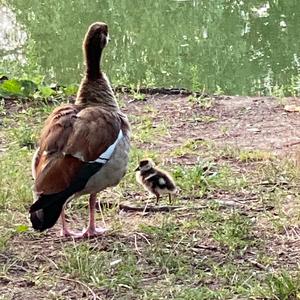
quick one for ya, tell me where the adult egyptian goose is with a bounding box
[29,22,130,238]
[135,159,177,204]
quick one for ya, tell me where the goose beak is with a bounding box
[135,166,140,171]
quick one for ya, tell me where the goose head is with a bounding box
[135,159,155,172]
[82,22,110,80]
[83,22,109,51]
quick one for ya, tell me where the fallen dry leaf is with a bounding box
[284,104,300,112]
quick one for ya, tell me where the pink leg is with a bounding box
[168,193,172,204]
[60,207,82,238]
[154,191,160,205]
[81,194,108,238]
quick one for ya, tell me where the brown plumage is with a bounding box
[30,22,130,238]
[135,159,177,204]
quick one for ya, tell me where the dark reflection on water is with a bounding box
[1,0,300,95]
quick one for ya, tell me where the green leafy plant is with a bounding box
[0,79,37,97]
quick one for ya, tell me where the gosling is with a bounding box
[135,159,177,204]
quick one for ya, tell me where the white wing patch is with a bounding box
[144,174,157,181]
[72,152,85,161]
[91,130,123,164]
[159,177,166,185]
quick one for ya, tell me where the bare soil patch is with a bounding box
[125,94,300,155]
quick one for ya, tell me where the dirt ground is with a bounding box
[2,93,300,155]
[125,94,300,155]
[2,93,300,299]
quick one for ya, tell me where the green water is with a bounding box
[1,0,300,95]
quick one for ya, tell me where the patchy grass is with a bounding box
[239,149,274,162]
[188,94,214,109]
[62,242,141,292]
[1,93,300,299]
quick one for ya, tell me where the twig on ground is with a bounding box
[0,275,13,283]
[134,234,141,255]
[96,202,182,212]
[192,244,219,251]
[95,197,274,216]
[96,200,247,213]
[134,232,151,246]
[246,258,268,271]
[284,225,290,239]
[290,227,300,239]
[42,255,59,270]
[282,141,300,148]
[58,276,101,300]
[141,275,164,282]
[142,202,149,215]
[250,205,274,212]
[180,195,203,200]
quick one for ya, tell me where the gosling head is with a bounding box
[83,22,110,51]
[135,159,155,172]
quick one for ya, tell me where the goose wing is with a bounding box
[33,104,121,195]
